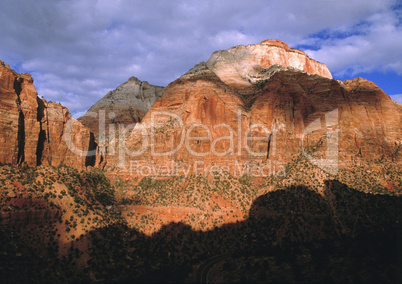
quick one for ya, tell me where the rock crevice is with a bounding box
[14,78,25,164]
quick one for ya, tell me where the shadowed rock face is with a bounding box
[0,61,97,169]
[78,76,164,138]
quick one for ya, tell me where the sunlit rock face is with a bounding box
[106,40,401,178]
[206,39,332,95]
[1,38,401,177]
[0,61,97,169]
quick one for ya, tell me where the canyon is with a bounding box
[0,39,401,283]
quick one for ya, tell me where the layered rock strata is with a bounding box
[206,39,332,95]
[108,40,401,177]
[0,61,97,169]
[1,39,401,176]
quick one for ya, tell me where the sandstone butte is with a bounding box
[0,39,401,176]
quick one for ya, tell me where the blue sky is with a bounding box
[0,0,401,117]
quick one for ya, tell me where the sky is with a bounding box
[0,0,401,118]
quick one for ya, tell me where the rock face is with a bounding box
[0,61,97,169]
[206,39,332,95]
[109,40,401,177]
[78,77,164,138]
[1,39,401,176]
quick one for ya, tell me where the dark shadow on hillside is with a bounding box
[1,180,400,283]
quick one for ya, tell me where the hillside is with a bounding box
[0,162,400,282]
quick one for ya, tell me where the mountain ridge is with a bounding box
[2,39,400,177]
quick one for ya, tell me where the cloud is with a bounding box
[0,0,400,116]
[304,6,402,76]
[390,94,402,104]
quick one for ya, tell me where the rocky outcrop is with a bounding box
[109,40,401,177]
[249,71,401,165]
[206,39,332,95]
[0,64,35,165]
[40,101,98,169]
[78,76,164,138]
[0,61,97,169]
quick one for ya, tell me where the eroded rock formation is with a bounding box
[78,76,164,138]
[206,39,332,95]
[109,40,401,177]
[0,61,97,169]
[1,39,401,176]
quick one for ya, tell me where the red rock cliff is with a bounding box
[0,61,98,169]
[107,41,401,177]
[2,38,401,177]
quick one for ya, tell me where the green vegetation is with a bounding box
[0,155,400,283]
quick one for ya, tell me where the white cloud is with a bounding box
[209,31,254,49]
[390,94,402,104]
[304,8,402,76]
[0,0,400,116]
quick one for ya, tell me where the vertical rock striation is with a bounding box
[0,61,98,169]
[1,39,401,176]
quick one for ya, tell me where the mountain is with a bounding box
[0,61,97,170]
[107,39,401,178]
[78,76,164,138]
[2,40,399,175]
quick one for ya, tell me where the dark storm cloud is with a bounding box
[0,0,400,115]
